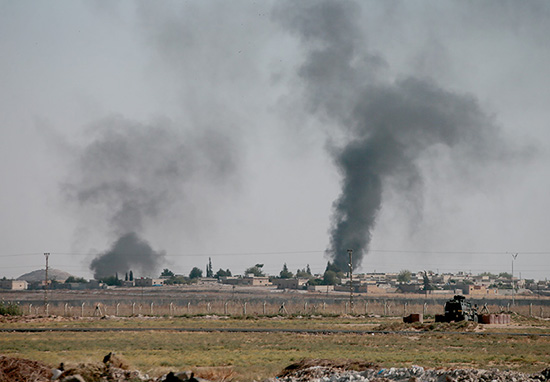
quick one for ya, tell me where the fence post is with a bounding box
[345,302,349,314]
[403,302,407,316]
[132,302,135,316]
[207,302,211,313]
[64,303,69,316]
[365,301,368,315]
[150,302,154,315]
[116,303,120,316]
[529,303,533,317]
[304,301,308,313]
[81,302,85,317]
[45,303,49,316]
[187,302,191,314]
[263,301,267,315]
[423,303,427,316]
[384,301,387,316]
[323,302,326,312]
[243,302,247,315]
[224,301,228,315]
[541,306,544,318]
[29,304,32,315]
[170,302,174,315]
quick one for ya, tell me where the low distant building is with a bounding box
[0,280,28,290]
[398,283,423,293]
[426,289,462,295]
[272,278,309,290]
[308,284,334,293]
[220,275,271,286]
[241,275,271,286]
[198,277,219,284]
[356,284,388,294]
[464,285,498,296]
[134,278,165,287]
[220,276,240,285]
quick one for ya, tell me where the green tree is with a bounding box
[397,269,412,284]
[164,275,187,285]
[65,276,87,284]
[422,271,434,291]
[279,263,293,279]
[296,268,310,278]
[206,258,214,278]
[245,264,265,277]
[99,275,122,286]
[325,261,341,273]
[215,268,232,279]
[161,268,174,277]
[189,267,203,279]
[499,272,512,279]
[323,270,340,285]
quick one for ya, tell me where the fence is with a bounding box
[14,299,549,319]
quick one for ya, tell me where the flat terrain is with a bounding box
[1,286,550,381]
[1,314,549,381]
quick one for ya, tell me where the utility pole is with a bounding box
[348,249,353,313]
[44,252,50,307]
[511,253,518,306]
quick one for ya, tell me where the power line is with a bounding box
[2,249,550,258]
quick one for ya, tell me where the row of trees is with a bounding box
[158,260,347,286]
[97,259,350,287]
[243,261,346,286]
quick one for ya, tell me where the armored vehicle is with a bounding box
[436,295,479,322]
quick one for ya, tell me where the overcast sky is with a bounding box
[1,1,549,281]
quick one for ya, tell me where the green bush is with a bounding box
[0,301,23,316]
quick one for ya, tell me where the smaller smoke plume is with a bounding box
[90,232,165,279]
[64,115,238,279]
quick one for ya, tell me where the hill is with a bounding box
[17,268,74,283]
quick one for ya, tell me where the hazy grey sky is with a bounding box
[1,0,549,280]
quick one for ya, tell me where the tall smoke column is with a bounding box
[66,116,237,279]
[275,1,503,270]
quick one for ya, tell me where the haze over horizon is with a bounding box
[1,1,549,281]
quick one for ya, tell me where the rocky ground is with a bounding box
[1,355,549,382]
[0,353,211,382]
[273,359,550,382]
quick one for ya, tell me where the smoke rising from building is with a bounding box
[66,115,238,278]
[275,0,506,271]
[90,232,165,279]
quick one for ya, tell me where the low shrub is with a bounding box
[0,301,23,316]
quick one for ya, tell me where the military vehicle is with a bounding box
[435,295,479,322]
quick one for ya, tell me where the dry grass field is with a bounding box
[1,286,550,381]
[1,314,549,381]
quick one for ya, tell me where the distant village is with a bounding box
[2,260,549,297]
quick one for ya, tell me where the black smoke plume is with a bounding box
[66,115,237,278]
[90,232,165,279]
[275,1,504,270]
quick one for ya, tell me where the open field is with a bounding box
[1,315,550,381]
[1,286,550,381]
